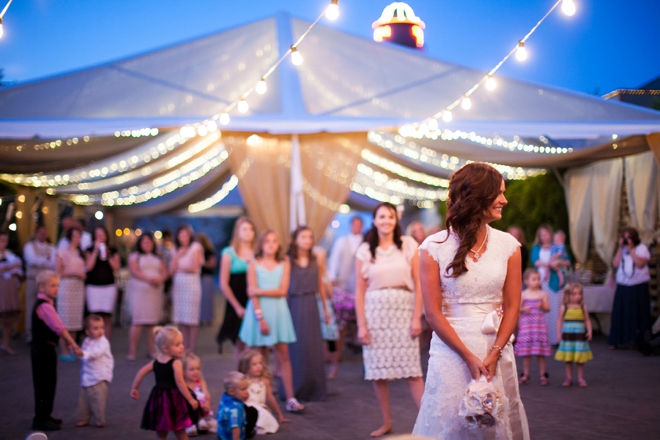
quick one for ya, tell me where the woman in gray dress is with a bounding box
[283,226,331,402]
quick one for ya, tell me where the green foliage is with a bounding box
[491,171,569,247]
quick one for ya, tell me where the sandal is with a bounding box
[578,379,588,388]
[562,379,572,387]
[540,373,549,386]
[285,398,305,413]
[518,374,529,385]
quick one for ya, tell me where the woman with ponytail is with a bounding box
[413,163,529,439]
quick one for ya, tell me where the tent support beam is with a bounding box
[550,166,566,190]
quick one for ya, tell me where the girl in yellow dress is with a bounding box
[555,282,593,387]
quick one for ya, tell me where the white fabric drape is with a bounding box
[625,151,658,245]
[590,159,622,265]
[564,166,593,265]
[289,134,306,232]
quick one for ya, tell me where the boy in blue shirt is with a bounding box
[217,372,257,440]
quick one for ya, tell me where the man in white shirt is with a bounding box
[327,216,363,292]
[57,218,92,251]
[24,225,56,340]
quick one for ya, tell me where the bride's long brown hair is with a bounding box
[442,163,503,277]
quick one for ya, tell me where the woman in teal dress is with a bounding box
[238,230,303,413]
[217,217,256,360]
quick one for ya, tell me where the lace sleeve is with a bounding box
[419,231,449,265]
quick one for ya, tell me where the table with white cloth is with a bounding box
[582,277,617,335]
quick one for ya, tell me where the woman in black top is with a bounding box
[85,226,120,339]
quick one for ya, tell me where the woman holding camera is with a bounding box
[609,227,651,349]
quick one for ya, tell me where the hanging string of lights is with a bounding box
[194,0,340,128]
[400,0,577,147]
[0,0,13,39]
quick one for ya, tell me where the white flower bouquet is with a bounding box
[458,376,502,429]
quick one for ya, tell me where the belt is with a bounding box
[442,303,513,343]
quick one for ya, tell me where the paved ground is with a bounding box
[2,304,660,440]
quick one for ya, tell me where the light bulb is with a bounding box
[428,118,438,131]
[562,0,576,16]
[486,76,496,90]
[325,1,339,20]
[237,99,249,113]
[255,79,267,95]
[0,22,3,39]
[290,47,303,66]
[219,113,230,125]
[461,96,472,110]
[94,210,104,220]
[442,110,453,122]
[516,41,527,61]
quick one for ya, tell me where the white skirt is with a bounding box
[86,284,118,314]
[171,272,202,326]
[363,287,422,380]
[57,278,85,331]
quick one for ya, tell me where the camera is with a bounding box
[622,238,630,246]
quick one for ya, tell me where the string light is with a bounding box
[485,75,497,91]
[325,0,339,20]
[219,113,230,125]
[562,0,576,16]
[0,0,13,39]
[290,46,303,66]
[399,0,572,138]
[516,40,527,61]
[255,79,267,95]
[237,99,249,113]
[188,175,239,213]
[461,96,472,110]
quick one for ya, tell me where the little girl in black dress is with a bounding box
[131,326,199,439]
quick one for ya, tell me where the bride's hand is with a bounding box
[483,351,499,379]
[465,354,490,380]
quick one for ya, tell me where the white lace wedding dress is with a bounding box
[413,226,530,440]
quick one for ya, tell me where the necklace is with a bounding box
[470,228,488,261]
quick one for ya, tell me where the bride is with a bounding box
[413,163,530,439]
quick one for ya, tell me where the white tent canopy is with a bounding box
[2,13,660,243]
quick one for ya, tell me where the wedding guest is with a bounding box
[406,221,427,245]
[56,216,76,251]
[127,232,168,360]
[609,227,651,349]
[56,228,87,361]
[327,216,363,358]
[24,225,57,341]
[531,224,570,345]
[84,226,120,340]
[217,217,256,361]
[355,202,424,437]
[0,230,23,354]
[508,225,529,275]
[169,226,204,352]
[196,233,217,326]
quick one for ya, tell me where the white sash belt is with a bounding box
[443,302,514,343]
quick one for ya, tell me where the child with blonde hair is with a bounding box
[216,371,257,440]
[555,282,593,387]
[30,270,83,431]
[130,326,199,440]
[515,268,551,385]
[182,351,217,436]
[238,349,288,434]
[76,314,114,428]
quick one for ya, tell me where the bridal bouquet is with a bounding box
[458,376,502,429]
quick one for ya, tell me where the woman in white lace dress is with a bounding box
[355,202,424,437]
[413,163,530,439]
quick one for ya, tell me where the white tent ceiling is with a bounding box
[1,13,660,214]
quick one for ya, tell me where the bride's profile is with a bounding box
[413,162,530,439]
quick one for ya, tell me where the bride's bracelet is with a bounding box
[490,345,503,359]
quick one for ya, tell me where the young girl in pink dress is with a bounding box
[514,268,551,385]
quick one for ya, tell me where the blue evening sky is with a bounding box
[1,0,659,95]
